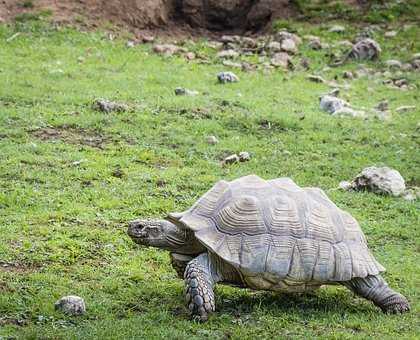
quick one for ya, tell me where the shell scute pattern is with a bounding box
[170,175,385,284]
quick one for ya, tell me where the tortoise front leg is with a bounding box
[184,253,217,321]
[343,275,410,314]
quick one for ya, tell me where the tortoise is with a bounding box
[128,175,410,320]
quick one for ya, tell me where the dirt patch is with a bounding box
[0,260,37,273]
[1,0,297,33]
[31,126,108,149]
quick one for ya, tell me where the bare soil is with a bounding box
[0,0,298,33]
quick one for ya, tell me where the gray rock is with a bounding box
[270,52,292,68]
[384,31,397,38]
[307,75,326,83]
[319,95,348,114]
[222,60,242,68]
[307,37,322,50]
[238,151,251,162]
[217,49,239,59]
[349,39,381,60]
[350,166,406,196]
[93,99,128,113]
[266,41,281,52]
[280,39,297,54]
[274,31,302,46]
[152,44,181,56]
[206,135,219,145]
[174,87,199,96]
[329,25,346,33]
[55,296,86,316]
[385,59,402,69]
[217,71,239,83]
[343,71,354,79]
[333,107,365,118]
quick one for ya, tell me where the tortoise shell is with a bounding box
[168,175,384,290]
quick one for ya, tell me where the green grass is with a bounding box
[0,17,419,339]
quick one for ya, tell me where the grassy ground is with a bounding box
[0,15,419,340]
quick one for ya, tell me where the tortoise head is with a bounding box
[127,218,206,254]
[128,219,176,250]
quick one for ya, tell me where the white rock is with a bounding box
[332,107,365,118]
[307,75,326,83]
[275,31,302,45]
[217,49,239,59]
[55,296,86,316]
[329,25,346,33]
[384,31,397,38]
[206,135,219,145]
[395,105,416,113]
[351,166,406,196]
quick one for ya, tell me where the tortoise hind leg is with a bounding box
[184,253,217,321]
[342,275,410,314]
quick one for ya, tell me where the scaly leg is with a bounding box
[184,253,217,321]
[343,275,410,314]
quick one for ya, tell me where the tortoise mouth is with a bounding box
[127,219,149,239]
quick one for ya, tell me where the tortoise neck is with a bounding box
[163,220,206,255]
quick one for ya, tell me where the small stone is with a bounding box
[337,40,354,48]
[222,60,242,68]
[274,31,302,46]
[350,166,406,196]
[223,154,239,165]
[206,135,219,145]
[307,75,326,83]
[152,44,180,56]
[217,49,239,59]
[270,52,292,69]
[185,52,196,60]
[329,25,346,33]
[126,41,135,48]
[385,59,402,69]
[343,71,354,79]
[280,39,297,54]
[55,296,86,316]
[384,31,397,38]
[93,99,128,113]
[307,37,322,50]
[339,181,352,191]
[140,34,155,43]
[220,35,238,43]
[266,41,281,52]
[238,151,250,162]
[319,95,348,114]
[217,71,239,84]
[241,37,257,48]
[208,41,223,50]
[333,107,365,118]
[395,105,416,113]
[174,87,198,96]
